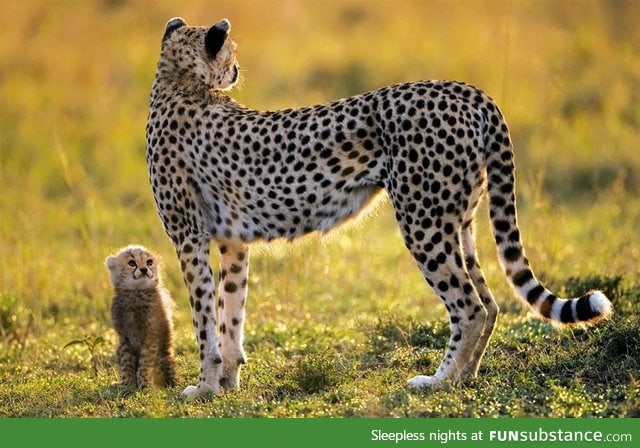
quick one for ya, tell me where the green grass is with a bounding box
[1,0,639,417]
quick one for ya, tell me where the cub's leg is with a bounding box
[136,344,159,388]
[159,351,177,387]
[459,223,499,380]
[116,340,137,387]
[217,243,249,390]
[177,236,222,398]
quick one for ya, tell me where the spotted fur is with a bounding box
[146,18,612,398]
[106,245,177,388]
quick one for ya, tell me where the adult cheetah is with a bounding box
[146,18,612,399]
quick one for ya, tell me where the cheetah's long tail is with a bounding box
[484,110,612,325]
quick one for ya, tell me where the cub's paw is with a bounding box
[459,369,479,384]
[110,381,136,389]
[108,381,136,396]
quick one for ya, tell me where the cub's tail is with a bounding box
[483,107,612,324]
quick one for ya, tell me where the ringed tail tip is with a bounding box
[586,290,613,321]
[555,289,613,325]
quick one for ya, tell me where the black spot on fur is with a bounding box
[576,294,598,321]
[560,301,575,323]
[503,246,521,262]
[526,285,544,304]
[512,269,533,287]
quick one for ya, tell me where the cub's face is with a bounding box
[159,17,239,91]
[106,246,160,290]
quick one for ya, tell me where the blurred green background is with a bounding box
[0,0,638,416]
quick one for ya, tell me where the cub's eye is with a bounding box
[128,260,137,268]
[146,259,153,267]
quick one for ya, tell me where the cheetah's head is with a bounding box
[106,245,161,290]
[159,17,239,91]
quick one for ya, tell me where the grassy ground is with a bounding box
[1,0,639,417]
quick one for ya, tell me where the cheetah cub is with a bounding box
[106,245,177,388]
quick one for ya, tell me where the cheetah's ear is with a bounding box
[205,19,230,58]
[163,17,187,42]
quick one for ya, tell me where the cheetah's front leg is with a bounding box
[217,243,249,390]
[177,236,222,398]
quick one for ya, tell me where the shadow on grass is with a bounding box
[372,275,640,417]
[7,275,635,417]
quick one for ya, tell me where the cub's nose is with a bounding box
[140,267,148,275]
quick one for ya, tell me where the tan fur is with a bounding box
[106,245,177,388]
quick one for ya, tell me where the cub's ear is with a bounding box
[163,17,187,42]
[105,256,117,271]
[205,19,231,57]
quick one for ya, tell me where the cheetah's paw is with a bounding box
[408,375,449,390]
[182,382,219,400]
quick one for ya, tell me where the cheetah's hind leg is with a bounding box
[400,225,488,390]
[458,222,499,382]
[457,179,499,382]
